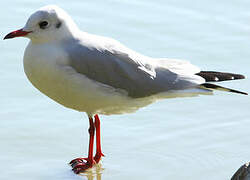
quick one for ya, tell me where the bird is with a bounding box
[4,5,247,174]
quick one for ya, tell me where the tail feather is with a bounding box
[200,83,248,95]
[196,71,245,82]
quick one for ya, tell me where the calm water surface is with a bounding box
[1,0,250,180]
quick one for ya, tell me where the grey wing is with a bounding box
[63,37,204,98]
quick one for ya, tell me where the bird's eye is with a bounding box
[39,21,49,29]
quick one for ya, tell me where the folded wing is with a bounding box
[63,34,205,98]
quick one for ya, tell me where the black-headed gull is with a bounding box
[4,5,247,174]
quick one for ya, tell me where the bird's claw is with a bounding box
[70,157,96,174]
[69,157,88,165]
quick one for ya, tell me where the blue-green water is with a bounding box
[1,0,250,180]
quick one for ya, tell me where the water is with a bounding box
[1,0,250,179]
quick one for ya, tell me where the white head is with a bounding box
[4,5,79,43]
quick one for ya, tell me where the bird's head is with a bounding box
[4,5,79,43]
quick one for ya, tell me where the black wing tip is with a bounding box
[201,83,248,95]
[231,74,246,80]
[239,74,246,79]
[230,89,248,95]
[196,71,246,82]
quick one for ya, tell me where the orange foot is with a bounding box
[70,157,96,174]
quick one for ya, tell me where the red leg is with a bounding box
[70,117,96,174]
[94,114,105,163]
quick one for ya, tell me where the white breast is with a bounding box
[24,42,76,107]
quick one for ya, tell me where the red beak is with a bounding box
[4,29,32,40]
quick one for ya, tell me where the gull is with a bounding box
[4,5,247,174]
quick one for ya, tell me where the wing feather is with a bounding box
[63,34,204,98]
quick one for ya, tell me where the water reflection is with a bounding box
[79,163,104,180]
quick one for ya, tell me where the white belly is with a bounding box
[23,42,155,115]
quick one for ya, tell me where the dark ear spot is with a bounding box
[56,21,62,28]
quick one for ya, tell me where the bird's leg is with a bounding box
[94,114,105,163]
[70,116,96,174]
